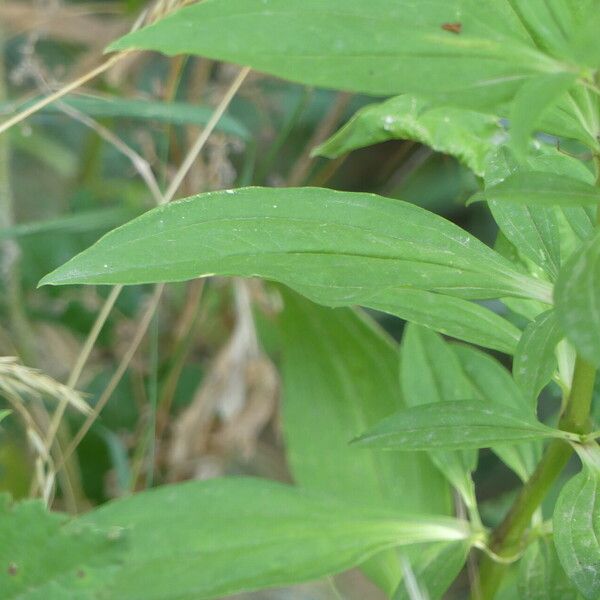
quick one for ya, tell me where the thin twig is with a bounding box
[57,285,165,471]
[49,65,251,482]
[0,53,127,136]
[163,66,250,203]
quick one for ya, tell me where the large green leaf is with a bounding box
[514,310,563,402]
[41,187,538,353]
[278,291,450,592]
[353,400,568,450]
[554,446,600,600]
[555,232,600,367]
[79,478,471,600]
[108,0,575,109]
[315,95,503,176]
[0,496,126,599]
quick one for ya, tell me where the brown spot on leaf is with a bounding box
[7,562,18,576]
[77,569,86,578]
[441,22,462,34]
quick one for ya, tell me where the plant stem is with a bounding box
[478,356,596,598]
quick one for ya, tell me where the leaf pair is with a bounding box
[356,325,556,486]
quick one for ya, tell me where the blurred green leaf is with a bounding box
[554,445,600,600]
[0,496,126,599]
[79,478,471,600]
[394,541,470,600]
[5,96,250,140]
[279,290,450,593]
[280,291,450,511]
[518,538,579,600]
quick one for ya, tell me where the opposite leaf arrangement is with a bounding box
[4,1,600,599]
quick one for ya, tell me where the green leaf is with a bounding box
[0,496,126,599]
[394,541,469,600]
[108,0,572,109]
[278,290,450,593]
[40,187,538,353]
[315,95,503,176]
[514,310,563,402]
[453,344,542,481]
[280,291,449,511]
[509,73,577,158]
[6,95,249,140]
[555,232,600,367]
[489,201,561,279]
[485,147,561,279]
[541,88,600,153]
[0,410,10,424]
[485,172,600,208]
[79,478,471,600]
[353,400,567,450]
[554,446,600,600]
[518,538,580,600]
[400,324,477,503]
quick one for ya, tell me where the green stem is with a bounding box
[478,359,596,598]
[478,150,600,599]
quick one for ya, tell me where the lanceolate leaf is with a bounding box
[278,291,450,593]
[554,446,600,600]
[79,478,471,600]
[352,400,567,450]
[555,233,600,367]
[0,496,126,599]
[484,172,600,207]
[315,95,503,176]
[108,0,571,110]
[40,187,538,353]
[514,310,563,402]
